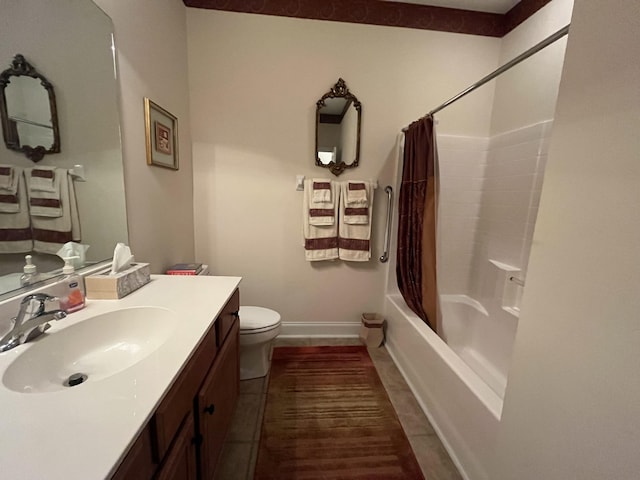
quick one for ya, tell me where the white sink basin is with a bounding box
[2,306,177,393]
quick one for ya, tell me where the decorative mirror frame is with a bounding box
[315,78,361,176]
[0,54,61,162]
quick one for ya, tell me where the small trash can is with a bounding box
[359,313,385,348]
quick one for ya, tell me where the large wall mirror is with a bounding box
[315,78,361,176]
[0,0,129,298]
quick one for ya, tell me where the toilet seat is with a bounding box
[239,306,281,335]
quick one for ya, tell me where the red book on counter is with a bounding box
[166,263,203,275]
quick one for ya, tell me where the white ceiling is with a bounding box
[383,0,521,14]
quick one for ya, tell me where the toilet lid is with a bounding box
[239,306,281,333]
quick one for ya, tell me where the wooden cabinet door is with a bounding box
[198,320,240,480]
[111,425,155,480]
[155,414,198,480]
[153,324,218,461]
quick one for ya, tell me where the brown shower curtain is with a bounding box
[396,115,439,333]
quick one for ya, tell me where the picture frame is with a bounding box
[144,97,178,170]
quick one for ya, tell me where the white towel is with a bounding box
[0,165,16,192]
[302,178,339,261]
[26,167,62,217]
[32,169,81,254]
[342,180,371,224]
[338,180,374,262]
[0,166,20,214]
[0,192,20,214]
[312,178,332,203]
[344,206,369,225]
[0,168,33,253]
[345,181,368,206]
[28,165,56,192]
[307,179,335,226]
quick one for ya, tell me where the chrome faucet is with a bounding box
[0,293,67,352]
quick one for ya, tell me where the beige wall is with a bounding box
[94,0,195,272]
[186,10,500,325]
[490,0,640,478]
[490,0,573,135]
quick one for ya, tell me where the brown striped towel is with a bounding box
[0,168,33,253]
[0,165,15,190]
[26,167,62,217]
[345,181,368,205]
[308,178,335,226]
[0,165,20,214]
[30,168,81,254]
[29,166,56,192]
[312,178,332,203]
[339,181,374,261]
[303,178,339,261]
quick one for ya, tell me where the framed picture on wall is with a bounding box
[144,97,179,170]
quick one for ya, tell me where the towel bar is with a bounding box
[379,186,393,263]
[295,175,378,190]
[69,165,86,182]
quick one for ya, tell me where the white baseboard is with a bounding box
[279,322,360,338]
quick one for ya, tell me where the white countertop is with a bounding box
[0,274,242,480]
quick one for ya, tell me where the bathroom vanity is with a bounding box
[0,275,241,479]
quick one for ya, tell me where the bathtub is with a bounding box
[439,294,508,399]
[383,293,502,480]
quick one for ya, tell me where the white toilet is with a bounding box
[238,306,281,380]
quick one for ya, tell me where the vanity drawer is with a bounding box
[216,289,240,347]
[152,321,218,461]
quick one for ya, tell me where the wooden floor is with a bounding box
[213,338,462,480]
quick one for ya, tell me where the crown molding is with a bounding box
[183,0,552,37]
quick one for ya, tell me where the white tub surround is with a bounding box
[434,121,553,395]
[384,294,501,480]
[440,294,508,398]
[0,274,241,480]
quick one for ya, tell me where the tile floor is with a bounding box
[213,338,462,480]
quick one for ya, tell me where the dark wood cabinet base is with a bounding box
[112,289,240,480]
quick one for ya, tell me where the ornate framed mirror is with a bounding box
[315,78,361,176]
[0,54,60,162]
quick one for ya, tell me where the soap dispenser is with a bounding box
[59,256,85,313]
[20,255,40,287]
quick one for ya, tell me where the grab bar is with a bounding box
[379,186,393,263]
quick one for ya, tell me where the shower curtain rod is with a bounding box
[403,24,570,131]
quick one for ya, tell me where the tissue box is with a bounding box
[85,263,151,299]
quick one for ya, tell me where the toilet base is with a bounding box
[239,340,274,380]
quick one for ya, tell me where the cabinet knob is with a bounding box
[232,311,239,319]
[204,404,215,415]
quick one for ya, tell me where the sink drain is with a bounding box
[63,373,88,387]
